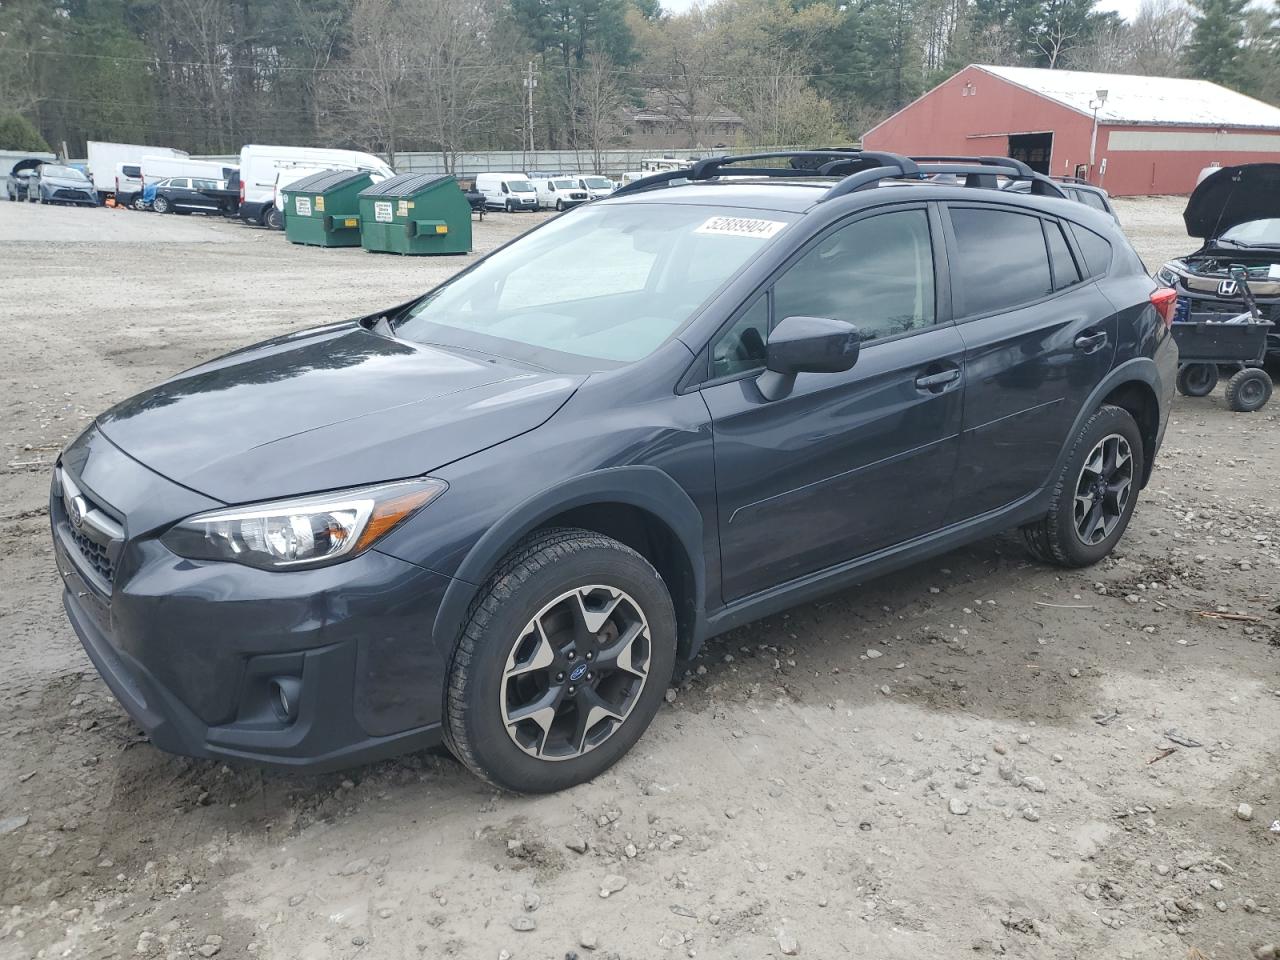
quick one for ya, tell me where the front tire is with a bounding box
[1225,367,1272,412]
[444,528,677,793]
[152,195,171,214]
[264,207,283,230]
[1022,404,1144,568]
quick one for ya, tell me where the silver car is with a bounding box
[30,163,98,206]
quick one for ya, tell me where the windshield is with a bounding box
[394,203,796,367]
[44,164,88,181]
[508,180,534,193]
[1220,218,1280,247]
[585,177,612,189]
[553,179,577,189]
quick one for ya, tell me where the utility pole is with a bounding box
[1088,88,1108,184]
[524,61,538,154]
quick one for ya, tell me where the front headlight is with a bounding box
[1156,264,1180,286]
[161,479,446,570]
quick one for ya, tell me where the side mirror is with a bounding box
[758,315,860,400]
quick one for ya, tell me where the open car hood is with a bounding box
[9,157,45,177]
[1184,163,1280,240]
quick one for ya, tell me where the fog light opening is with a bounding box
[270,677,302,723]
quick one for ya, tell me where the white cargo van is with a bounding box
[575,175,616,200]
[86,141,187,201]
[474,172,539,212]
[532,176,590,210]
[238,145,394,226]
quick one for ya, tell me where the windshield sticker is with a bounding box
[374,200,393,223]
[695,216,787,239]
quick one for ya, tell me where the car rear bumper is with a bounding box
[51,432,452,772]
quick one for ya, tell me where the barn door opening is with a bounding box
[1007,133,1053,174]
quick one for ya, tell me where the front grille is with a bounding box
[53,188,93,202]
[55,468,124,592]
[70,526,115,582]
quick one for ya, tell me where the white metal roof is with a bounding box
[976,65,1280,130]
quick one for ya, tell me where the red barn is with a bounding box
[862,64,1280,196]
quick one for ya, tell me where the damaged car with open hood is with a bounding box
[1157,163,1280,362]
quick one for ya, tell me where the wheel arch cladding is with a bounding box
[1053,358,1163,490]
[432,466,707,665]
[1099,379,1159,485]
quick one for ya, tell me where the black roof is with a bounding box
[285,169,372,194]
[360,173,454,198]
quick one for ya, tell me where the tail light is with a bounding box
[239,179,245,203]
[1150,287,1177,328]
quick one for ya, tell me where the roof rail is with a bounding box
[609,149,1067,202]
[611,149,920,199]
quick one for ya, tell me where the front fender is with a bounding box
[430,465,708,662]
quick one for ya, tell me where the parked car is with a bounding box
[576,175,616,200]
[1156,162,1280,362]
[475,172,539,211]
[532,176,590,210]
[1005,177,1118,222]
[5,157,44,201]
[51,150,1175,793]
[29,163,98,206]
[149,177,226,215]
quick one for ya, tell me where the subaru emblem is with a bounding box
[1217,279,1238,297]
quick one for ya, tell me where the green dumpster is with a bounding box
[281,169,371,247]
[358,173,472,255]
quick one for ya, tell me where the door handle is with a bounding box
[915,368,961,390]
[1074,331,1108,352]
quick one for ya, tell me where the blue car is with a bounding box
[51,150,1176,792]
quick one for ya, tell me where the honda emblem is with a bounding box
[1217,279,1238,297]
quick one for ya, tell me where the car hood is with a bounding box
[96,323,584,503]
[42,174,94,189]
[10,157,44,177]
[1184,163,1280,240]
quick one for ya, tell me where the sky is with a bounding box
[659,0,1145,21]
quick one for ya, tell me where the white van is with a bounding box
[114,162,144,208]
[141,155,236,184]
[474,172,539,212]
[532,176,590,211]
[575,175,616,200]
[237,145,394,226]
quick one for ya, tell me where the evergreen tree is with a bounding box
[1186,0,1249,85]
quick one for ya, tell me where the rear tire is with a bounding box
[264,207,283,230]
[1176,363,1218,397]
[1225,367,1272,412]
[1021,404,1144,568]
[444,528,677,793]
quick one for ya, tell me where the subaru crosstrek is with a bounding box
[51,151,1177,793]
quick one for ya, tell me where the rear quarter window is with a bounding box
[1067,222,1113,277]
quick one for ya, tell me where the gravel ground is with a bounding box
[1,196,1278,960]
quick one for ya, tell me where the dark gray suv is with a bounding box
[51,151,1178,792]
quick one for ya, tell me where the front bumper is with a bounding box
[51,428,453,772]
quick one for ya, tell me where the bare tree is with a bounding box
[410,0,503,173]
[634,9,723,148]
[328,0,416,160]
[573,53,628,172]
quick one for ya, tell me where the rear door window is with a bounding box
[948,207,1053,316]
[1079,191,1108,213]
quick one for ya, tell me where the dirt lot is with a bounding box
[1,196,1278,960]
